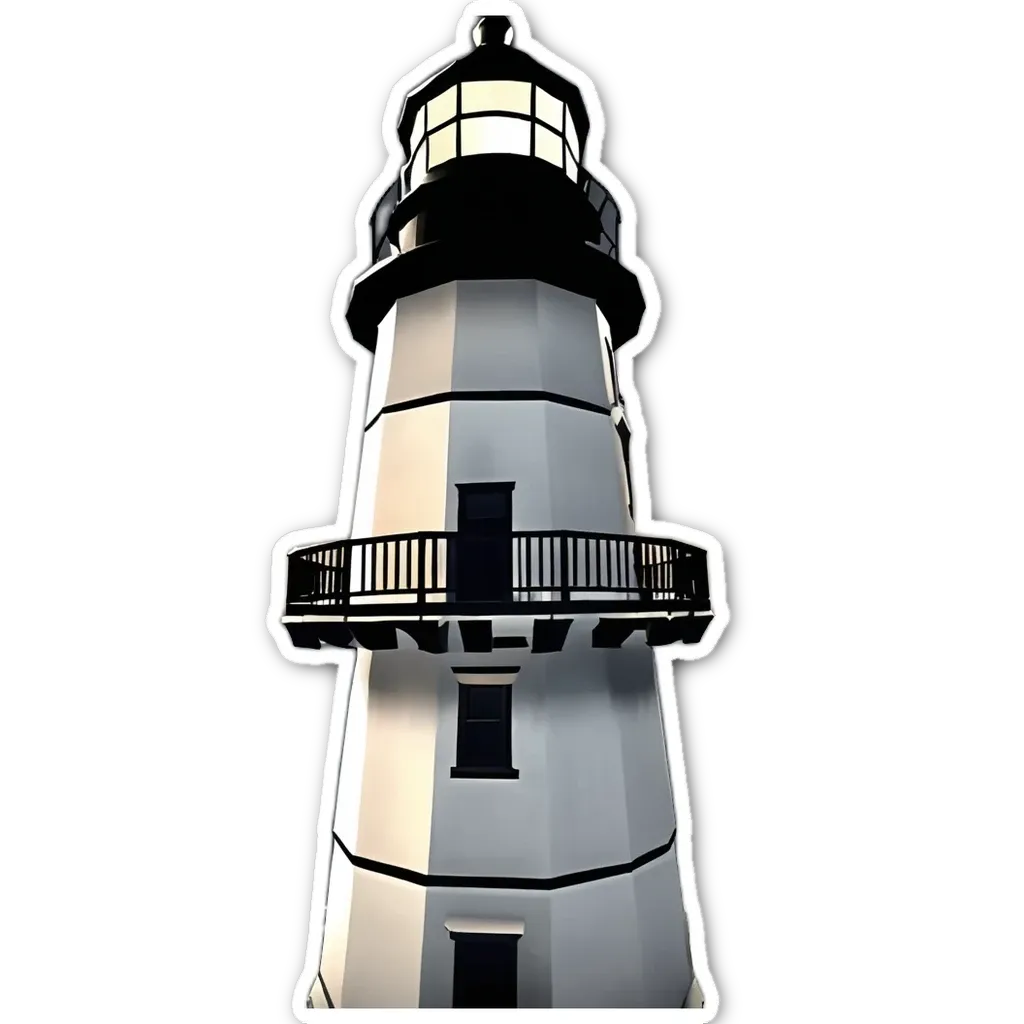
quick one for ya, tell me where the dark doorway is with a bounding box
[451,932,519,1008]
[454,482,514,602]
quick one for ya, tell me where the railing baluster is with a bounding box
[517,537,524,597]
[560,535,570,603]
[696,546,709,607]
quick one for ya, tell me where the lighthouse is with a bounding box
[273,11,723,1010]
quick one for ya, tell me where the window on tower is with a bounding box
[445,918,524,1008]
[613,408,636,521]
[450,932,519,1008]
[451,671,519,779]
[405,81,581,192]
[601,332,623,407]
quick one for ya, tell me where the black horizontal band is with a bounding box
[346,235,645,352]
[332,829,676,890]
[365,390,610,431]
[450,665,521,674]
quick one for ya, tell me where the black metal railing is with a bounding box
[368,168,620,266]
[285,530,709,616]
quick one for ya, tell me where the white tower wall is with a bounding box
[307,274,697,1007]
[354,280,632,539]
[332,640,678,876]
[314,619,694,1006]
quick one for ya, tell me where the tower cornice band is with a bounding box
[347,234,645,352]
[333,830,678,891]
[364,389,613,431]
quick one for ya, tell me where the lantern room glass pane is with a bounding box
[566,152,578,183]
[428,123,457,169]
[461,79,531,115]
[410,146,427,189]
[461,116,531,157]
[535,124,562,168]
[535,88,562,129]
[565,115,579,159]
[427,86,457,128]
[601,201,618,238]
[410,107,426,152]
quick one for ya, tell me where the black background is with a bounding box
[176,6,847,1015]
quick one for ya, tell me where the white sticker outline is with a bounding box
[264,6,729,1015]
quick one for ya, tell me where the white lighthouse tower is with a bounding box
[274,12,723,1010]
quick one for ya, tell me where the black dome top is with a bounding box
[473,14,513,46]
[396,17,590,157]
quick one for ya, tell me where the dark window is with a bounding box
[614,415,635,520]
[452,683,517,779]
[451,933,519,1008]
[605,336,623,404]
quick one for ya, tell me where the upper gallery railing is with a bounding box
[368,169,620,265]
[285,529,709,617]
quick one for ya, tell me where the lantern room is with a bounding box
[398,16,588,194]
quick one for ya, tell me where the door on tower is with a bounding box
[454,482,514,603]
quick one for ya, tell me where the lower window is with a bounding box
[451,932,519,1008]
[451,681,518,779]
